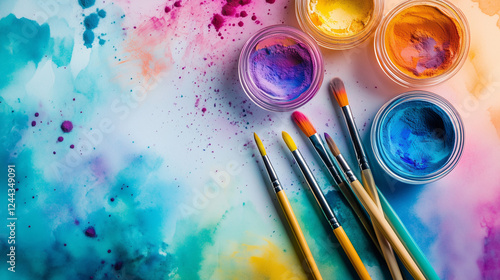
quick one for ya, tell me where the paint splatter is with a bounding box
[61,121,73,132]
[84,226,97,238]
[84,13,99,30]
[78,0,95,9]
[211,14,225,31]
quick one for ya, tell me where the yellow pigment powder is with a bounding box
[308,0,374,36]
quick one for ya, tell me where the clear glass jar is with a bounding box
[238,25,324,112]
[295,0,384,50]
[374,0,470,87]
[371,91,465,184]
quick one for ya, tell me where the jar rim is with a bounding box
[374,0,470,87]
[295,0,384,50]
[371,91,465,184]
[238,25,324,112]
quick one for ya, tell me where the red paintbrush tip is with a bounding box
[292,111,317,137]
[329,77,349,107]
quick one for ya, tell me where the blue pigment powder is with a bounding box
[249,37,313,101]
[381,100,454,176]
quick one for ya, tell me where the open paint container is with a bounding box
[371,91,464,184]
[295,0,384,49]
[238,25,324,112]
[374,0,470,87]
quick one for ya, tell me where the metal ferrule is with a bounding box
[336,154,358,183]
[308,133,343,185]
[262,155,283,193]
[292,149,340,229]
[342,106,370,170]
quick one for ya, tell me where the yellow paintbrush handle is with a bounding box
[276,190,323,280]
[350,179,426,280]
[333,226,372,280]
[361,170,403,280]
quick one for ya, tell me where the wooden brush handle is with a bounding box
[277,191,323,280]
[333,227,372,280]
[350,180,425,280]
[337,182,381,254]
[333,226,372,280]
[361,170,403,280]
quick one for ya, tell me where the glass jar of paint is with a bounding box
[371,91,464,184]
[295,0,384,49]
[374,0,470,87]
[239,25,324,112]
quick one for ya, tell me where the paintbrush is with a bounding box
[291,111,380,254]
[282,131,372,280]
[329,78,403,280]
[324,134,425,280]
[330,78,440,280]
[253,133,323,280]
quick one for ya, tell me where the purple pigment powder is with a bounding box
[249,37,313,100]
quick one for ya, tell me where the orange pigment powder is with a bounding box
[385,5,461,78]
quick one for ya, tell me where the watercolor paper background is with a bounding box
[0,0,499,279]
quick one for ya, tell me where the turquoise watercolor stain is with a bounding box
[0,14,50,89]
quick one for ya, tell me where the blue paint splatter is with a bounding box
[84,13,99,30]
[83,29,95,48]
[78,0,95,9]
[98,9,107,18]
[81,12,105,48]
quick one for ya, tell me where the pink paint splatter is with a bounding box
[211,14,225,31]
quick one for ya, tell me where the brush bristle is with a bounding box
[282,131,298,152]
[291,111,317,137]
[330,77,349,107]
[253,133,267,156]
[324,133,340,157]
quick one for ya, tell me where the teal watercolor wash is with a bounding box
[0,14,50,89]
[381,100,454,176]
